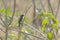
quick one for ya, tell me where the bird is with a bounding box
[18,14,24,27]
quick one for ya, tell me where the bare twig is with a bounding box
[26,36,33,40]
[32,0,36,25]
[5,25,8,40]
[55,0,60,17]
[0,17,7,27]
[40,0,46,12]
[8,0,16,26]
[0,15,5,26]
[6,27,44,40]
[0,22,4,27]
[22,32,43,40]
[24,22,47,38]
[47,0,54,15]
[2,0,7,8]
[32,0,36,17]
[53,29,57,40]
[0,37,3,40]
[0,28,5,33]
[24,4,32,15]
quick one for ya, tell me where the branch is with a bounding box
[6,27,44,40]
[32,0,37,25]
[0,28,5,33]
[24,4,32,15]
[0,37,3,40]
[55,0,60,17]
[2,0,7,8]
[47,0,54,15]
[40,0,46,12]
[0,17,7,27]
[0,22,5,28]
[8,0,16,26]
[22,32,44,40]
[32,0,36,17]
[24,22,47,38]
[53,29,57,40]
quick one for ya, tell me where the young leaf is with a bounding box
[55,19,58,25]
[43,12,48,15]
[24,17,29,22]
[47,32,53,40]
[10,33,17,38]
[55,24,58,31]
[41,25,45,32]
[51,24,55,29]
[0,8,5,13]
[42,18,48,25]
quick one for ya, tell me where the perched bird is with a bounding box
[18,14,24,27]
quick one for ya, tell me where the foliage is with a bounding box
[24,17,29,22]
[9,33,17,38]
[39,11,58,40]
[47,32,53,40]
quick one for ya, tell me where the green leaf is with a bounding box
[7,11,12,15]
[51,24,55,29]
[42,18,48,25]
[39,12,43,16]
[26,28,34,34]
[0,8,5,13]
[56,26,59,31]
[24,17,29,22]
[43,12,48,15]
[47,32,53,40]
[5,8,12,15]
[10,33,17,38]
[55,19,58,25]
[41,25,45,32]
[0,8,12,17]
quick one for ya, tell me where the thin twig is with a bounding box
[55,0,60,17]
[0,28,5,33]
[53,29,57,40]
[32,0,37,25]
[32,0,36,17]
[22,32,43,40]
[40,0,46,12]
[2,0,7,8]
[0,22,5,28]
[6,27,44,40]
[0,37,3,40]
[8,0,16,26]
[47,0,54,15]
[24,4,32,15]
[26,35,33,40]
[24,22,47,38]
[0,17,7,27]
